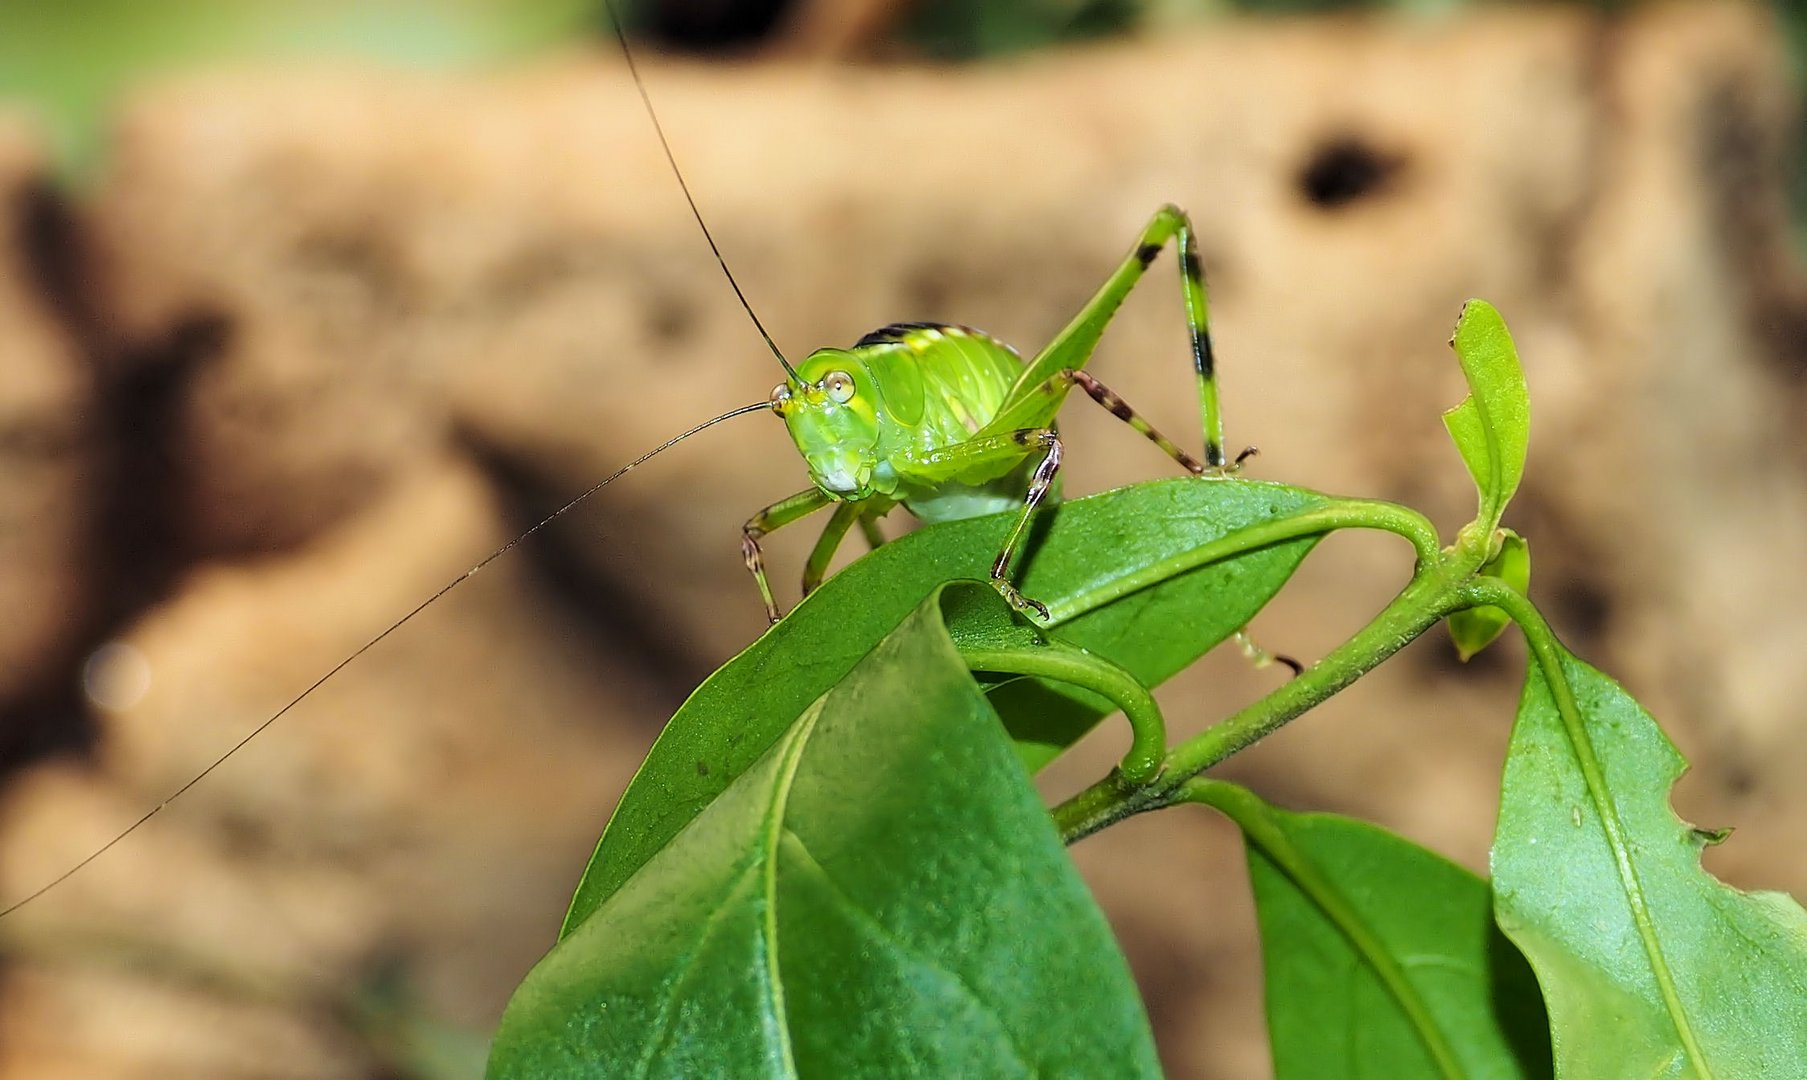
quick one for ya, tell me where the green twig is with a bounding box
[1052,500,1486,843]
[1048,496,1443,625]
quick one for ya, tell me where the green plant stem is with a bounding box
[1053,501,1481,843]
[962,643,1166,785]
[1175,778,1468,1080]
[1047,496,1443,625]
[1054,567,1465,841]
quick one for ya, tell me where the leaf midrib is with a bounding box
[1529,647,1713,1078]
[754,702,821,1079]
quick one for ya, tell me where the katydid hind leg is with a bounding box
[742,488,835,623]
[1014,204,1227,469]
[1063,368,1205,474]
[1235,629,1305,677]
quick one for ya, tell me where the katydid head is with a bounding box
[771,349,883,499]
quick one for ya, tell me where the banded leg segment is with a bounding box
[1066,368,1205,474]
[742,487,834,623]
[1003,204,1226,468]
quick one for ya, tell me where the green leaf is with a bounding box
[486,587,1161,1079]
[1448,530,1531,661]
[1493,644,1807,1078]
[564,476,1328,935]
[1442,300,1530,531]
[1188,780,1550,1080]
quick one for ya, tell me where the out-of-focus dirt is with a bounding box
[0,2,1803,1077]
[0,114,93,722]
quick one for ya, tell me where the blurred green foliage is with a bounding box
[0,0,594,179]
[899,0,1141,58]
[1,0,1800,221]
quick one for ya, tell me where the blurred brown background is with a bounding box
[0,0,1804,1076]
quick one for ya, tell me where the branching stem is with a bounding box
[1052,499,1491,843]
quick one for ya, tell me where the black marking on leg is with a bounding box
[1026,437,1062,495]
[1278,654,1305,677]
[1194,331,1216,379]
[1135,242,1162,268]
[1181,248,1204,284]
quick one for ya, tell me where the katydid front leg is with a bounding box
[742,488,833,623]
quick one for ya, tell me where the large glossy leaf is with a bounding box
[487,588,1162,1079]
[1191,780,1550,1080]
[1493,646,1807,1078]
[563,476,1328,935]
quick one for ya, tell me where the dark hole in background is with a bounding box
[1298,136,1406,210]
[624,0,797,51]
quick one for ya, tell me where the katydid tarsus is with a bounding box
[0,12,1292,921]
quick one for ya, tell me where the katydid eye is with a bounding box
[823,370,855,403]
[769,383,792,409]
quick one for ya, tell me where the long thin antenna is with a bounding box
[602,0,800,382]
[0,400,770,919]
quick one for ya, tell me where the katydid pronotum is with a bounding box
[0,11,1297,922]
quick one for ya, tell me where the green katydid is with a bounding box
[0,12,1288,921]
[610,10,1243,627]
[750,213,1227,624]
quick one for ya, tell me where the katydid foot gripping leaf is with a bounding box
[486,590,1161,1078]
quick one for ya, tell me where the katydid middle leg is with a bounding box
[800,499,894,599]
[856,512,887,552]
[906,427,1063,618]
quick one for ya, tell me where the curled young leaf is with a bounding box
[1443,300,1530,535]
